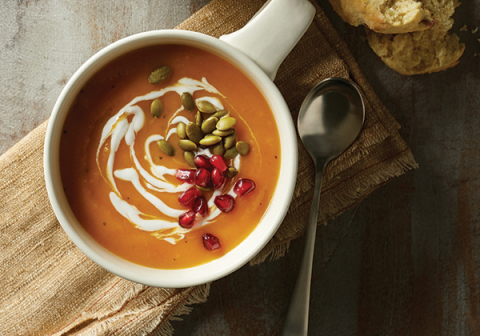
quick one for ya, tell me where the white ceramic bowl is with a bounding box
[44,0,315,288]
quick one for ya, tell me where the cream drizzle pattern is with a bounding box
[97,77,240,244]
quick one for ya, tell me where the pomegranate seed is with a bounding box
[194,154,212,170]
[202,233,221,251]
[195,168,211,187]
[193,196,209,216]
[234,178,256,196]
[179,210,196,229]
[210,155,228,172]
[214,194,235,213]
[211,168,225,189]
[178,187,200,207]
[175,169,196,184]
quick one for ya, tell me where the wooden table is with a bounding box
[1,1,479,335]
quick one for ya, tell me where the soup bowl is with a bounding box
[44,0,315,288]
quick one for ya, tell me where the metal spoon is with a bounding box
[282,77,365,335]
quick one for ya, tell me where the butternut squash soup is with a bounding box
[60,44,281,269]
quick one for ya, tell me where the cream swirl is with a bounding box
[96,77,240,244]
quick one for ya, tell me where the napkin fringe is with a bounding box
[324,151,417,212]
[153,285,210,336]
[149,284,210,336]
[325,122,390,179]
[250,241,291,266]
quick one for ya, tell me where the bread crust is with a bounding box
[328,0,432,34]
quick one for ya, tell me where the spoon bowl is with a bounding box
[283,77,364,335]
[298,78,365,164]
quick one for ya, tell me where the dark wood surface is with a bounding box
[1,1,478,335]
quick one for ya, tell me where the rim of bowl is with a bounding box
[44,30,298,288]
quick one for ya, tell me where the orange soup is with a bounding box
[60,44,281,269]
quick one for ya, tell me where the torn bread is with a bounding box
[365,0,464,75]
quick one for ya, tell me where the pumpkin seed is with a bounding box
[201,117,218,134]
[196,185,212,192]
[227,167,238,178]
[181,92,195,111]
[211,141,225,155]
[236,141,250,155]
[216,117,236,131]
[223,131,237,149]
[178,139,197,152]
[196,100,217,113]
[199,135,222,146]
[195,111,202,127]
[150,99,163,118]
[176,122,187,139]
[184,151,196,167]
[223,146,238,160]
[211,110,229,119]
[157,139,175,156]
[212,128,235,137]
[186,122,203,144]
[148,65,170,84]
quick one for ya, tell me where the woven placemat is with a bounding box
[0,0,417,335]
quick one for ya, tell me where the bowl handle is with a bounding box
[219,0,315,81]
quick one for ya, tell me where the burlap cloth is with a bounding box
[0,0,417,335]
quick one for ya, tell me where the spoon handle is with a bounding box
[282,164,324,336]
